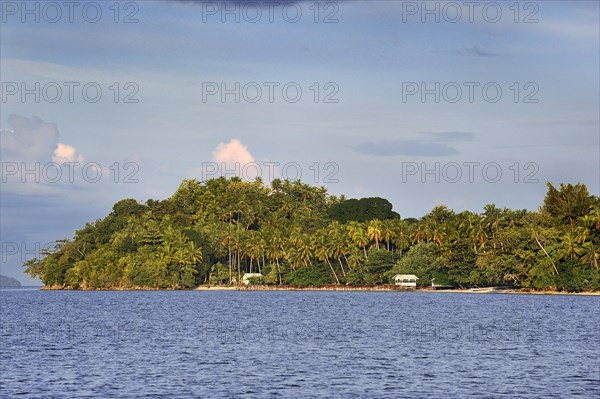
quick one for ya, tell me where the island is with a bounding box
[0,275,22,288]
[23,178,599,292]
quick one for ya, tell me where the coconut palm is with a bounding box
[348,221,370,259]
[381,220,394,251]
[558,232,581,260]
[245,231,265,274]
[589,205,600,230]
[580,242,599,269]
[393,220,411,255]
[346,246,365,270]
[313,231,340,284]
[432,224,446,247]
[186,241,203,266]
[265,227,285,284]
[367,219,383,250]
[329,222,348,277]
[530,226,559,275]
[468,217,487,251]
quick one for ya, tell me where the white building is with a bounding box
[242,273,263,285]
[393,274,419,287]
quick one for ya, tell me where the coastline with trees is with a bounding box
[24,178,600,293]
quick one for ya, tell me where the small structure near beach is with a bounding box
[393,274,419,288]
[242,273,263,285]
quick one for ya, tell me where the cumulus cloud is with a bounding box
[186,138,257,182]
[212,138,255,165]
[1,114,85,195]
[1,114,84,164]
[53,143,84,164]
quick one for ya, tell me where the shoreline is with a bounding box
[38,285,600,295]
[202,286,600,295]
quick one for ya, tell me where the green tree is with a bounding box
[543,182,593,225]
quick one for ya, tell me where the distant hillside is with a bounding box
[0,275,22,287]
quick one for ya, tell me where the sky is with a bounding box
[1,0,599,283]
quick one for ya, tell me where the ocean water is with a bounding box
[1,290,599,398]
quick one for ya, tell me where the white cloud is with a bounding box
[1,115,84,165]
[0,115,85,195]
[186,138,258,182]
[53,143,84,164]
[212,138,255,165]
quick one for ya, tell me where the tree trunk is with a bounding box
[326,259,340,285]
[534,234,559,275]
[276,258,282,284]
[338,257,346,277]
[237,251,241,285]
[228,247,232,285]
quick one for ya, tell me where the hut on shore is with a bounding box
[393,274,419,288]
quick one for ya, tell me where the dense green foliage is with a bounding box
[23,179,600,292]
[328,197,400,223]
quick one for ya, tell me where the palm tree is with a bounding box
[271,178,283,193]
[393,220,410,255]
[348,221,369,259]
[286,228,303,271]
[432,224,447,247]
[574,226,590,244]
[280,196,296,218]
[381,220,394,251]
[367,220,383,250]
[483,204,504,241]
[530,226,559,275]
[445,221,463,247]
[174,248,196,287]
[580,242,599,269]
[413,221,433,244]
[467,217,487,251]
[558,232,581,260]
[220,223,234,284]
[265,227,285,284]
[328,222,348,277]
[590,206,600,230]
[346,246,365,270]
[245,231,264,274]
[122,216,140,247]
[313,231,340,284]
[296,234,313,269]
[186,242,203,270]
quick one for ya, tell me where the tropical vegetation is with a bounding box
[23,178,600,292]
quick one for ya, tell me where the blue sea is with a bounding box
[1,289,599,398]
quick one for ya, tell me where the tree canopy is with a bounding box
[328,197,400,223]
[23,177,600,292]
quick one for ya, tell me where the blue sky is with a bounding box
[1,0,599,283]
